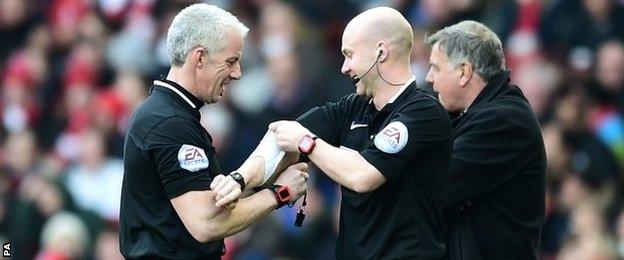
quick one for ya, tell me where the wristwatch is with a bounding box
[298,135,318,155]
[229,172,246,191]
[268,184,292,209]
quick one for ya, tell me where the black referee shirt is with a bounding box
[298,80,453,259]
[120,79,223,259]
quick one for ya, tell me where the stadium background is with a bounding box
[0,0,623,259]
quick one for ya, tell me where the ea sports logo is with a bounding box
[178,144,209,172]
[381,126,402,144]
[185,147,205,161]
[374,121,409,154]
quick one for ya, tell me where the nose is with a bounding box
[341,58,350,75]
[230,62,242,80]
[425,68,434,85]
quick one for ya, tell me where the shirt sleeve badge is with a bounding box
[177,144,209,172]
[374,121,409,154]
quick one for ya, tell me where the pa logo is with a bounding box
[3,241,10,257]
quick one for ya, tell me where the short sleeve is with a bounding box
[297,94,356,146]
[361,97,452,180]
[147,116,215,199]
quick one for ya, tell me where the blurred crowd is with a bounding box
[0,0,623,259]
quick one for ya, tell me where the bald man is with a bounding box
[269,7,453,259]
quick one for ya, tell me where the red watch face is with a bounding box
[298,136,316,154]
[276,186,292,203]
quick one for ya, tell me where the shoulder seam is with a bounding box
[140,115,197,145]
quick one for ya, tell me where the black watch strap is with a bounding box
[229,172,246,191]
[252,185,292,209]
[268,185,285,209]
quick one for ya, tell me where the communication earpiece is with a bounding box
[351,47,410,86]
[351,49,384,85]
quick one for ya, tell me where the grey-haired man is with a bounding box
[426,20,546,260]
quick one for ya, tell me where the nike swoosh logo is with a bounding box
[350,122,368,130]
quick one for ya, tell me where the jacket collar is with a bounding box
[466,71,511,112]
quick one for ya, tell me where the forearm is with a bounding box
[172,188,278,242]
[177,161,309,242]
[236,152,299,189]
[308,139,381,192]
[235,157,264,189]
[208,189,277,239]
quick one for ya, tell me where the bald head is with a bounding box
[343,7,413,58]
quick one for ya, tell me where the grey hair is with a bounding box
[426,20,506,81]
[167,4,249,67]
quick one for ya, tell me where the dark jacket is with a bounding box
[444,71,546,260]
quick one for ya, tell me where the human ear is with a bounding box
[376,41,388,62]
[459,63,473,87]
[193,47,206,69]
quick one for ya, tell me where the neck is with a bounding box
[461,77,487,112]
[167,66,198,97]
[371,60,412,110]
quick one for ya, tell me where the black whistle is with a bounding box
[295,209,305,227]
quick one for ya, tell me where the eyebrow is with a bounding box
[342,49,352,56]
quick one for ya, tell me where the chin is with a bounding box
[444,104,462,113]
[439,101,451,112]
[438,96,449,110]
[355,85,366,96]
[201,95,215,104]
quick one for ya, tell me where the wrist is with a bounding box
[258,188,279,209]
[298,135,318,155]
[235,159,262,188]
[272,184,293,209]
[256,184,292,209]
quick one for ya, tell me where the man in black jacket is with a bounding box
[425,20,547,259]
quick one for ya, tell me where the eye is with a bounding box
[344,54,353,63]
[342,50,352,59]
[226,58,239,67]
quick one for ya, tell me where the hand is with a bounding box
[269,120,314,153]
[274,162,309,203]
[210,174,242,208]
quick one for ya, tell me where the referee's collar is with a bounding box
[153,79,205,110]
[368,76,416,113]
[387,76,416,103]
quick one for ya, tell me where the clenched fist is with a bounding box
[210,174,242,208]
[269,120,314,153]
[274,162,309,202]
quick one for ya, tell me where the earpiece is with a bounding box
[351,49,385,85]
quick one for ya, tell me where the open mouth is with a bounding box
[220,83,229,96]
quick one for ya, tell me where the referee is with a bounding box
[269,7,453,259]
[119,4,307,259]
